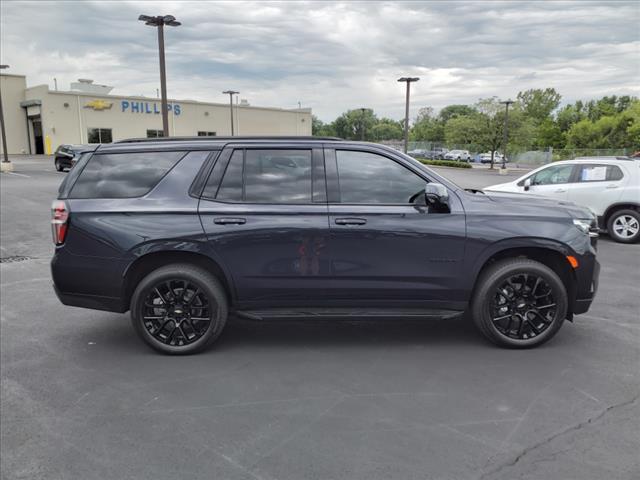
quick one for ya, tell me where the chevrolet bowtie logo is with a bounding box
[84,100,113,111]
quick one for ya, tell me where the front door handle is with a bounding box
[335,217,367,226]
[606,184,619,189]
[214,217,246,225]
[554,188,567,193]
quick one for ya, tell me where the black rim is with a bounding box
[490,273,557,340]
[141,279,214,347]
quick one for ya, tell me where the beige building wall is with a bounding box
[16,86,311,153]
[0,74,29,154]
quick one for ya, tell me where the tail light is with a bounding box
[51,200,69,245]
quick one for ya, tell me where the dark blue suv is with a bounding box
[51,137,600,354]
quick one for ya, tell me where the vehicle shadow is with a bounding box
[83,313,487,356]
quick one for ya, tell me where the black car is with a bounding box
[51,136,600,354]
[54,144,89,172]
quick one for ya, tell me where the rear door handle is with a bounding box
[606,184,619,189]
[335,217,367,226]
[554,188,567,193]
[214,217,246,225]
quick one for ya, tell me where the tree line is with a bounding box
[312,89,640,158]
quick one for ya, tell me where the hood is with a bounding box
[478,190,595,219]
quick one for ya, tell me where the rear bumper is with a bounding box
[51,248,128,313]
[53,283,127,313]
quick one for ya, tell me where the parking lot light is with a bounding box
[222,90,239,135]
[138,14,181,137]
[397,77,419,153]
[0,64,13,170]
[500,99,514,169]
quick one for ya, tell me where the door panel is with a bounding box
[324,147,467,307]
[526,163,577,202]
[566,164,628,216]
[198,146,330,304]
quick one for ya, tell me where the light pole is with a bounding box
[223,90,239,135]
[397,77,419,153]
[360,108,366,141]
[138,14,181,137]
[500,99,514,169]
[0,64,10,167]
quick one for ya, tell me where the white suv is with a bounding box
[444,149,472,162]
[485,157,640,243]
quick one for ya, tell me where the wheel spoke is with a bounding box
[154,287,168,305]
[536,303,556,310]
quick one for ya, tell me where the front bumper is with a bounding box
[572,256,600,315]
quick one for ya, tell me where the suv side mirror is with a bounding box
[524,178,531,191]
[425,183,449,205]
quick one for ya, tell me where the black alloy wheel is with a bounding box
[490,273,556,340]
[131,264,228,354]
[471,258,567,348]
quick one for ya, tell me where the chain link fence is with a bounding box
[380,142,632,167]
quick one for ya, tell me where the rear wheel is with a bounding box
[607,209,640,244]
[471,259,567,348]
[130,264,228,354]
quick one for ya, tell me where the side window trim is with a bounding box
[200,147,234,200]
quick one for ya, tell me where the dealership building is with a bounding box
[0,73,312,155]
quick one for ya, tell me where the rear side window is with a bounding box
[70,151,185,198]
[214,149,313,203]
[577,164,624,182]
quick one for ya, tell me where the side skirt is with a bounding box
[234,307,463,321]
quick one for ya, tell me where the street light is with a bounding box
[138,14,181,137]
[0,64,10,166]
[222,90,239,135]
[500,99,514,169]
[359,108,367,141]
[397,77,419,153]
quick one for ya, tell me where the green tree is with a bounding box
[517,88,561,123]
[535,118,565,149]
[438,104,477,123]
[370,118,403,141]
[410,107,444,142]
[444,114,482,146]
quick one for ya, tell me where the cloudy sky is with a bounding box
[1,0,638,121]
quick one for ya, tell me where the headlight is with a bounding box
[573,218,598,237]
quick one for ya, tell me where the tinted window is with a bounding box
[216,150,243,201]
[214,149,313,203]
[530,164,574,186]
[336,150,426,204]
[245,150,312,203]
[70,151,185,198]
[577,164,624,182]
[87,128,112,143]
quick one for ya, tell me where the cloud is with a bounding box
[1,0,638,121]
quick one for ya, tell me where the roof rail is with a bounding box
[115,136,344,144]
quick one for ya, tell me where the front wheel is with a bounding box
[55,159,64,172]
[130,264,228,354]
[607,209,640,244]
[471,259,568,348]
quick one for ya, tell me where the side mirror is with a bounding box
[425,183,449,205]
[524,178,531,191]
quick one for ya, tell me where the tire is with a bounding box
[130,264,228,355]
[55,159,64,172]
[471,258,568,348]
[607,209,640,244]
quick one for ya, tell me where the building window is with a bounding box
[197,131,217,136]
[87,128,113,144]
[146,129,165,138]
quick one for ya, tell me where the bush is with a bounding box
[417,159,472,169]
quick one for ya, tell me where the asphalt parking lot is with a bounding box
[1,155,639,480]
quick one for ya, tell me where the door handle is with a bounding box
[335,217,367,226]
[606,184,619,189]
[214,217,246,225]
[554,188,567,193]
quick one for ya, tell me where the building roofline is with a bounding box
[0,73,27,79]
[28,87,310,114]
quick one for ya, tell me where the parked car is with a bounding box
[485,157,640,243]
[54,144,90,172]
[426,147,449,160]
[476,152,505,164]
[444,150,472,162]
[52,136,599,354]
[408,148,428,158]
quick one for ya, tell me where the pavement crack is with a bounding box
[477,393,640,480]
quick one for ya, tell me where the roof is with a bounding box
[115,136,343,144]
